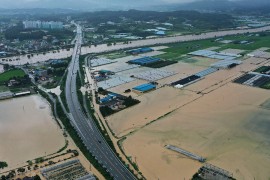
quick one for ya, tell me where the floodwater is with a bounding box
[2,26,270,65]
[0,64,4,73]
[0,95,65,170]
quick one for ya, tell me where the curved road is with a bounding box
[65,24,136,180]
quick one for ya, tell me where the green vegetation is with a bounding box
[0,85,9,92]
[79,10,235,35]
[155,32,270,63]
[102,51,128,59]
[56,140,69,153]
[145,60,177,68]
[0,69,25,84]
[43,59,70,89]
[192,173,204,180]
[155,38,220,61]
[34,157,44,164]
[254,66,270,73]
[0,161,8,169]
[261,81,270,89]
[99,95,140,117]
[99,106,115,117]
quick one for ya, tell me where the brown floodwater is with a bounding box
[0,95,65,170]
[2,26,270,65]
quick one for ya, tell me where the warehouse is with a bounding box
[133,69,176,81]
[132,83,156,93]
[211,60,242,69]
[171,75,202,87]
[127,47,153,55]
[128,56,161,65]
[188,50,241,60]
[0,91,14,100]
[88,58,115,67]
[97,76,135,89]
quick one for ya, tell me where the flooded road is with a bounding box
[0,95,65,169]
[2,26,270,65]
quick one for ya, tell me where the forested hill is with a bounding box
[75,10,235,29]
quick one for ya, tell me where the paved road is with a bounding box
[65,24,136,180]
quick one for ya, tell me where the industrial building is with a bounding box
[127,47,153,55]
[88,58,115,67]
[155,31,166,36]
[128,56,161,66]
[234,72,270,88]
[132,83,156,93]
[188,50,241,60]
[41,159,95,180]
[133,69,176,81]
[171,75,202,87]
[99,92,122,104]
[198,163,234,180]
[0,91,14,100]
[211,60,242,69]
[97,76,135,89]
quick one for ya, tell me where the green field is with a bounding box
[101,51,128,59]
[254,66,270,73]
[261,80,270,89]
[0,69,26,83]
[155,38,220,61]
[0,85,9,92]
[155,31,270,63]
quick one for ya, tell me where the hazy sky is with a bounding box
[0,0,268,10]
[0,0,197,9]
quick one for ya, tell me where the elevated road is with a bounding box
[65,24,136,180]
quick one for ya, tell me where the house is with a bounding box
[155,31,166,36]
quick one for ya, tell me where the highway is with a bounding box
[65,24,137,180]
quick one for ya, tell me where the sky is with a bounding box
[0,0,268,10]
[0,0,197,9]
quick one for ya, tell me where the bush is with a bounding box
[0,161,8,169]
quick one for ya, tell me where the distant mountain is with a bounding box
[0,8,80,15]
[148,0,270,14]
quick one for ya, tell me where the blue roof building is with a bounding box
[132,83,156,93]
[128,56,161,65]
[155,31,166,36]
[127,47,153,55]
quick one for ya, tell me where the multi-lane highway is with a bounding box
[65,24,136,180]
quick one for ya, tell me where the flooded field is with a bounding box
[123,83,270,180]
[2,26,270,65]
[0,95,65,170]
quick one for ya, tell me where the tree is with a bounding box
[0,161,8,169]
[3,64,9,71]
[17,167,25,173]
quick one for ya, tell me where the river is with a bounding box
[2,26,270,65]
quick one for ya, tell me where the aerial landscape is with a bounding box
[0,0,270,180]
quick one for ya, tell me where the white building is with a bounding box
[23,21,63,29]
